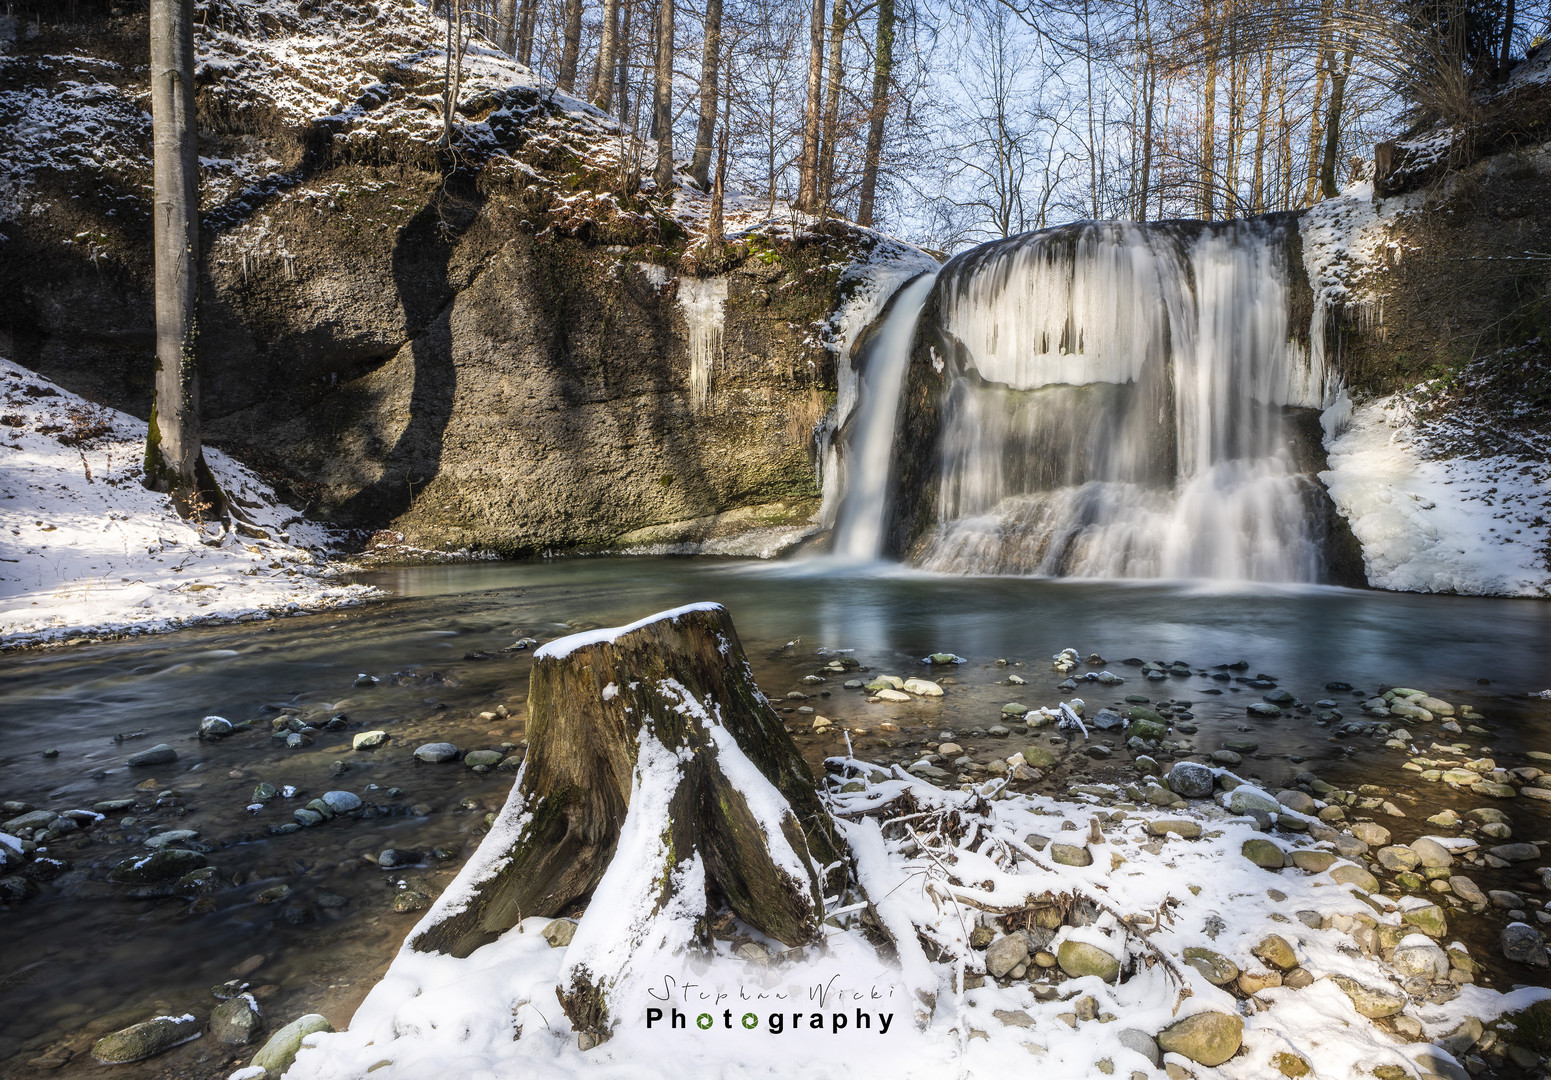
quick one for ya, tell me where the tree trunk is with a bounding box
[1303,0,1334,206]
[145,0,219,520]
[1198,0,1216,219]
[690,0,721,189]
[1249,48,1272,211]
[652,0,675,190]
[616,0,634,121]
[817,0,846,208]
[1319,42,1353,199]
[516,0,537,66]
[409,606,838,992]
[558,0,583,92]
[707,127,726,260]
[798,0,826,208]
[591,0,621,108]
[1500,0,1515,78]
[1222,0,1242,216]
[497,0,516,53]
[856,0,894,227]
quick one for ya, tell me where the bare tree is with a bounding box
[856,0,895,225]
[517,0,538,65]
[653,0,676,190]
[558,0,584,92]
[691,0,724,187]
[144,0,221,519]
[798,0,826,206]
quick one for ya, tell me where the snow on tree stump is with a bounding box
[408,602,839,1040]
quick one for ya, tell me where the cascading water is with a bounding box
[917,218,1337,581]
[830,273,939,560]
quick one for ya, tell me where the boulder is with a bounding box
[985,934,1029,978]
[250,1014,333,1076]
[1391,936,1450,981]
[1156,1011,1244,1067]
[1410,837,1454,868]
[1050,843,1094,867]
[210,995,264,1046]
[1252,934,1297,970]
[92,1014,202,1064]
[1166,761,1214,799]
[127,743,178,767]
[1241,839,1285,869]
[413,742,460,763]
[1330,862,1379,893]
[1057,939,1120,982]
[1329,974,1405,1018]
[1502,922,1550,967]
[1182,947,1239,986]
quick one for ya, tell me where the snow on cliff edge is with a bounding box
[0,357,379,647]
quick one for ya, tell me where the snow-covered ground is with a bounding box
[0,357,379,648]
[282,743,1548,1080]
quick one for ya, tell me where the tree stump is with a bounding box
[410,603,839,1037]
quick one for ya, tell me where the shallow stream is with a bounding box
[2,557,1549,1076]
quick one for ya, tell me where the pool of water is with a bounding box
[2,557,1549,1076]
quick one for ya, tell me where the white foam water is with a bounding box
[919,219,1337,581]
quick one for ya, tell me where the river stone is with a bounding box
[1246,703,1282,718]
[92,1013,202,1063]
[1392,935,1450,980]
[926,653,963,665]
[1126,705,1165,724]
[1401,903,1448,938]
[128,743,178,767]
[211,995,264,1046]
[1156,1011,1243,1067]
[1391,702,1433,722]
[865,676,903,691]
[4,809,55,832]
[1291,850,1336,873]
[1146,819,1202,839]
[320,791,362,813]
[200,716,235,737]
[1228,789,1280,816]
[1410,837,1454,868]
[1167,762,1215,799]
[986,933,1030,978]
[1377,845,1421,872]
[1092,709,1125,731]
[1129,718,1167,740]
[352,731,388,751]
[1436,1017,1483,1058]
[1330,862,1379,892]
[1057,939,1120,981]
[872,688,911,703]
[903,678,943,696]
[1253,934,1298,970]
[1182,947,1239,986]
[1329,974,1406,1017]
[144,829,200,850]
[463,750,503,768]
[1210,750,1241,766]
[1449,876,1487,904]
[1117,1028,1161,1067]
[1413,695,1453,716]
[413,742,460,763]
[1502,922,1550,966]
[109,849,207,884]
[1488,843,1540,862]
[1050,843,1093,867]
[251,1014,333,1076]
[1350,822,1391,846]
[1242,839,1285,868]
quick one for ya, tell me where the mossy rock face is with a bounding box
[1504,998,1551,1054]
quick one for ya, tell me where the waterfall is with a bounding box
[830,273,938,560]
[918,219,1336,581]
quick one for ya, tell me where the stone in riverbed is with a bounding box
[1156,1011,1243,1067]
[1252,934,1297,970]
[1147,820,1202,839]
[903,678,943,697]
[351,731,388,751]
[1246,703,1281,718]
[413,742,460,763]
[145,829,200,850]
[1329,863,1379,892]
[1410,837,1454,868]
[109,849,207,884]
[128,743,178,767]
[1290,850,1336,873]
[1167,761,1215,799]
[4,809,55,832]
[1449,876,1486,904]
[92,1013,202,1063]
[463,750,503,768]
[1117,1028,1161,1067]
[872,688,911,703]
[1391,935,1450,981]
[986,934,1029,978]
[1057,940,1120,981]
[200,716,235,737]
[320,791,362,813]
[1377,846,1421,872]
[1241,839,1285,868]
[1182,947,1238,986]
[1227,789,1280,816]
[1502,922,1550,967]
[1487,842,1540,862]
[1400,903,1448,939]
[1328,975,1405,1017]
[210,995,264,1046]
[250,1014,333,1077]
[1349,822,1391,846]
[1050,843,1093,867]
[1021,745,1057,768]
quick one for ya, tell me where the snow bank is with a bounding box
[0,357,379,647]
[283,759,1548,1080]
[1321,391,1551,597]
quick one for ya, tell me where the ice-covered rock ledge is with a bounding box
[0,358,380,648]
